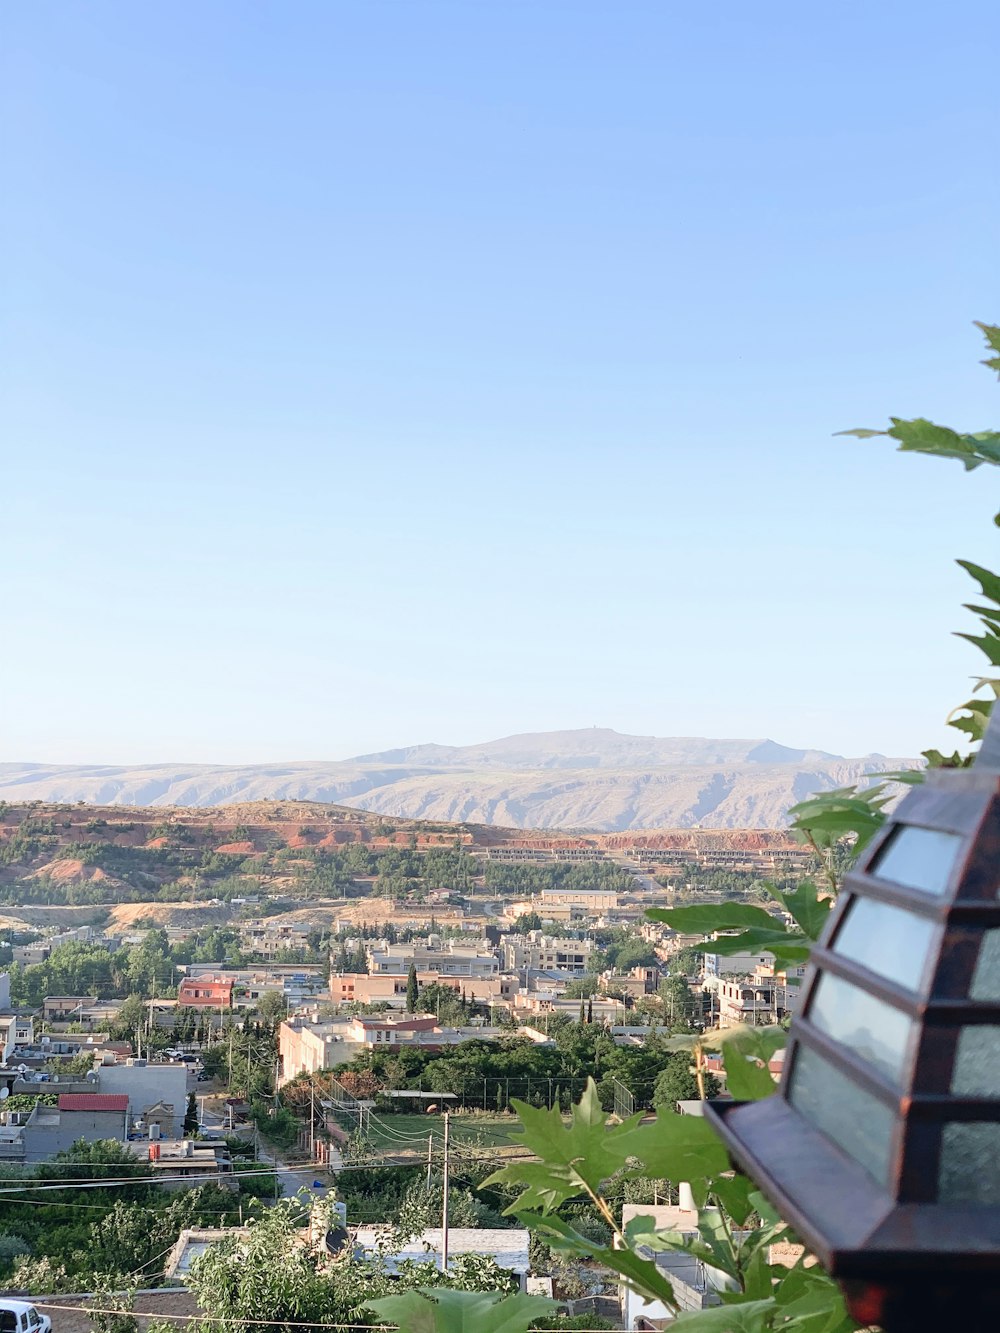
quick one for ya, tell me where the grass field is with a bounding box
[361,1111,522,1154]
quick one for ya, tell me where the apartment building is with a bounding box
[239,920,314,959]
[177,977,235,1008]
[707,976,793,1028]
[540,888,619,911]
[278,1013,505,1083]
[500,931,593,974]
[367,941,498,978]
[181,963,326,1008]
[95,1056,189,1137]
[329,970,518,1009]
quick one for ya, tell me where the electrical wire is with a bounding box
[31,1304,619,1333]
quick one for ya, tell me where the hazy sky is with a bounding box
[3,2,999,765]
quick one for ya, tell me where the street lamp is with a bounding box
[706,721,1000,1333]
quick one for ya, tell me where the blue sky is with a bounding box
[3,1,999,765]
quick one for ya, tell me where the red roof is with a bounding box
[58,1094,128,1112]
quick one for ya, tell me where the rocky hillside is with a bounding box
[0,730,916,830]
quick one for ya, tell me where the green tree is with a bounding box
[405,962,418,1013]
[652,1052,719,1108]
[184,1093,199,1135]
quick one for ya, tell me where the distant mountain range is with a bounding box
[0,729,917,831]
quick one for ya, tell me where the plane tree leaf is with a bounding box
[647,904,783,934]
[367,1287,557,1333]
[720,1027,785,1101]
[515,1211,678,1308]
[762,882,831,942]
[617,1107,730,1183]
[483,1078,640,1213]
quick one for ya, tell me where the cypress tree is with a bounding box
[406,963,418,1013]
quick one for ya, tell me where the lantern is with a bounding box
[706,729,1000,1333]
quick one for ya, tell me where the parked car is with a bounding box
[0,1301,52,1333]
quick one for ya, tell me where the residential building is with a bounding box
[181,964,326,1008]
[540,887,619,911]
[177,977,235,1008]
[21,1093,130,1159]
[144,1138,233,1188]
[600,965,658,999]
[352,1228,530,1285]
[500,932,593,974]
[165,1228,251,1281]
[367,941,498,978]
[706,976,792,1028]
[238,920,314,959]
[42,997,122,1031]
[512,991,624,1024]
[278,1013,510,1083]
[96,1056,189,1137]
[619,1201,732,1328]
[0,1012,34,1060]
[328,970,518,1010]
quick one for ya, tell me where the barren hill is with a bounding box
[0,729,915,831]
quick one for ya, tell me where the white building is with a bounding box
[96,1056,189,1137]
[500,932,593,974]
[352,1227,530,1285]
[368,941,498,978]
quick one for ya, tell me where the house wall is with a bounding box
[98,1062,189,1136]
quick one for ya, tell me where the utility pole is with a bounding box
[426,1133,433,1192]
[309,1078,316,1162]
[441,1111,450,1273]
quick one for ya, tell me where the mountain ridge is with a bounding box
[0,729,916,831]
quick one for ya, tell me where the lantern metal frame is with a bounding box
[705,760,1000,1324]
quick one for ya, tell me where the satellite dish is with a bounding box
[0,1087,10,1100]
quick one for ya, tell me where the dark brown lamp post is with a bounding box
[706,720,1000,1333]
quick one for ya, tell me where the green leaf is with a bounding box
[887,416,988,469]
[763,882,831,942]
[368,1288,557,1333]
[834,427,887,439]
[720,1027,785,1101]
[788,785,890,852]
[748,1190,782,1226]
[516,1211,678,1308]
[922,748,971,769]
[976,320,1000,377]
[956,631,1000,667]
[647,903,784,934]
[710,1172,755,1226]
[773,1266,855,1333]
[625,1214,739,1282]
[671,1299,779,1330]
[702,928,811,967]
[617,1107,730,1183]
[483,1078,640,1213]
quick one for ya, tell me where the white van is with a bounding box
[0,1302,52,1333]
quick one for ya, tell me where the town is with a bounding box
[0,800,813,1329]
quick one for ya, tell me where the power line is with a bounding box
[31,1303,621,1333]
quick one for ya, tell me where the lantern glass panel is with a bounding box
[869,825,962,896]
[788,1044,895,1187]
[951,1026,1000,1096]
[808,971,914,1084]
[832,897,937,993]
[970,929,1000,1000]
[939,1123,1000,1204]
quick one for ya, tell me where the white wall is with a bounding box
[98,1061,189,1136]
